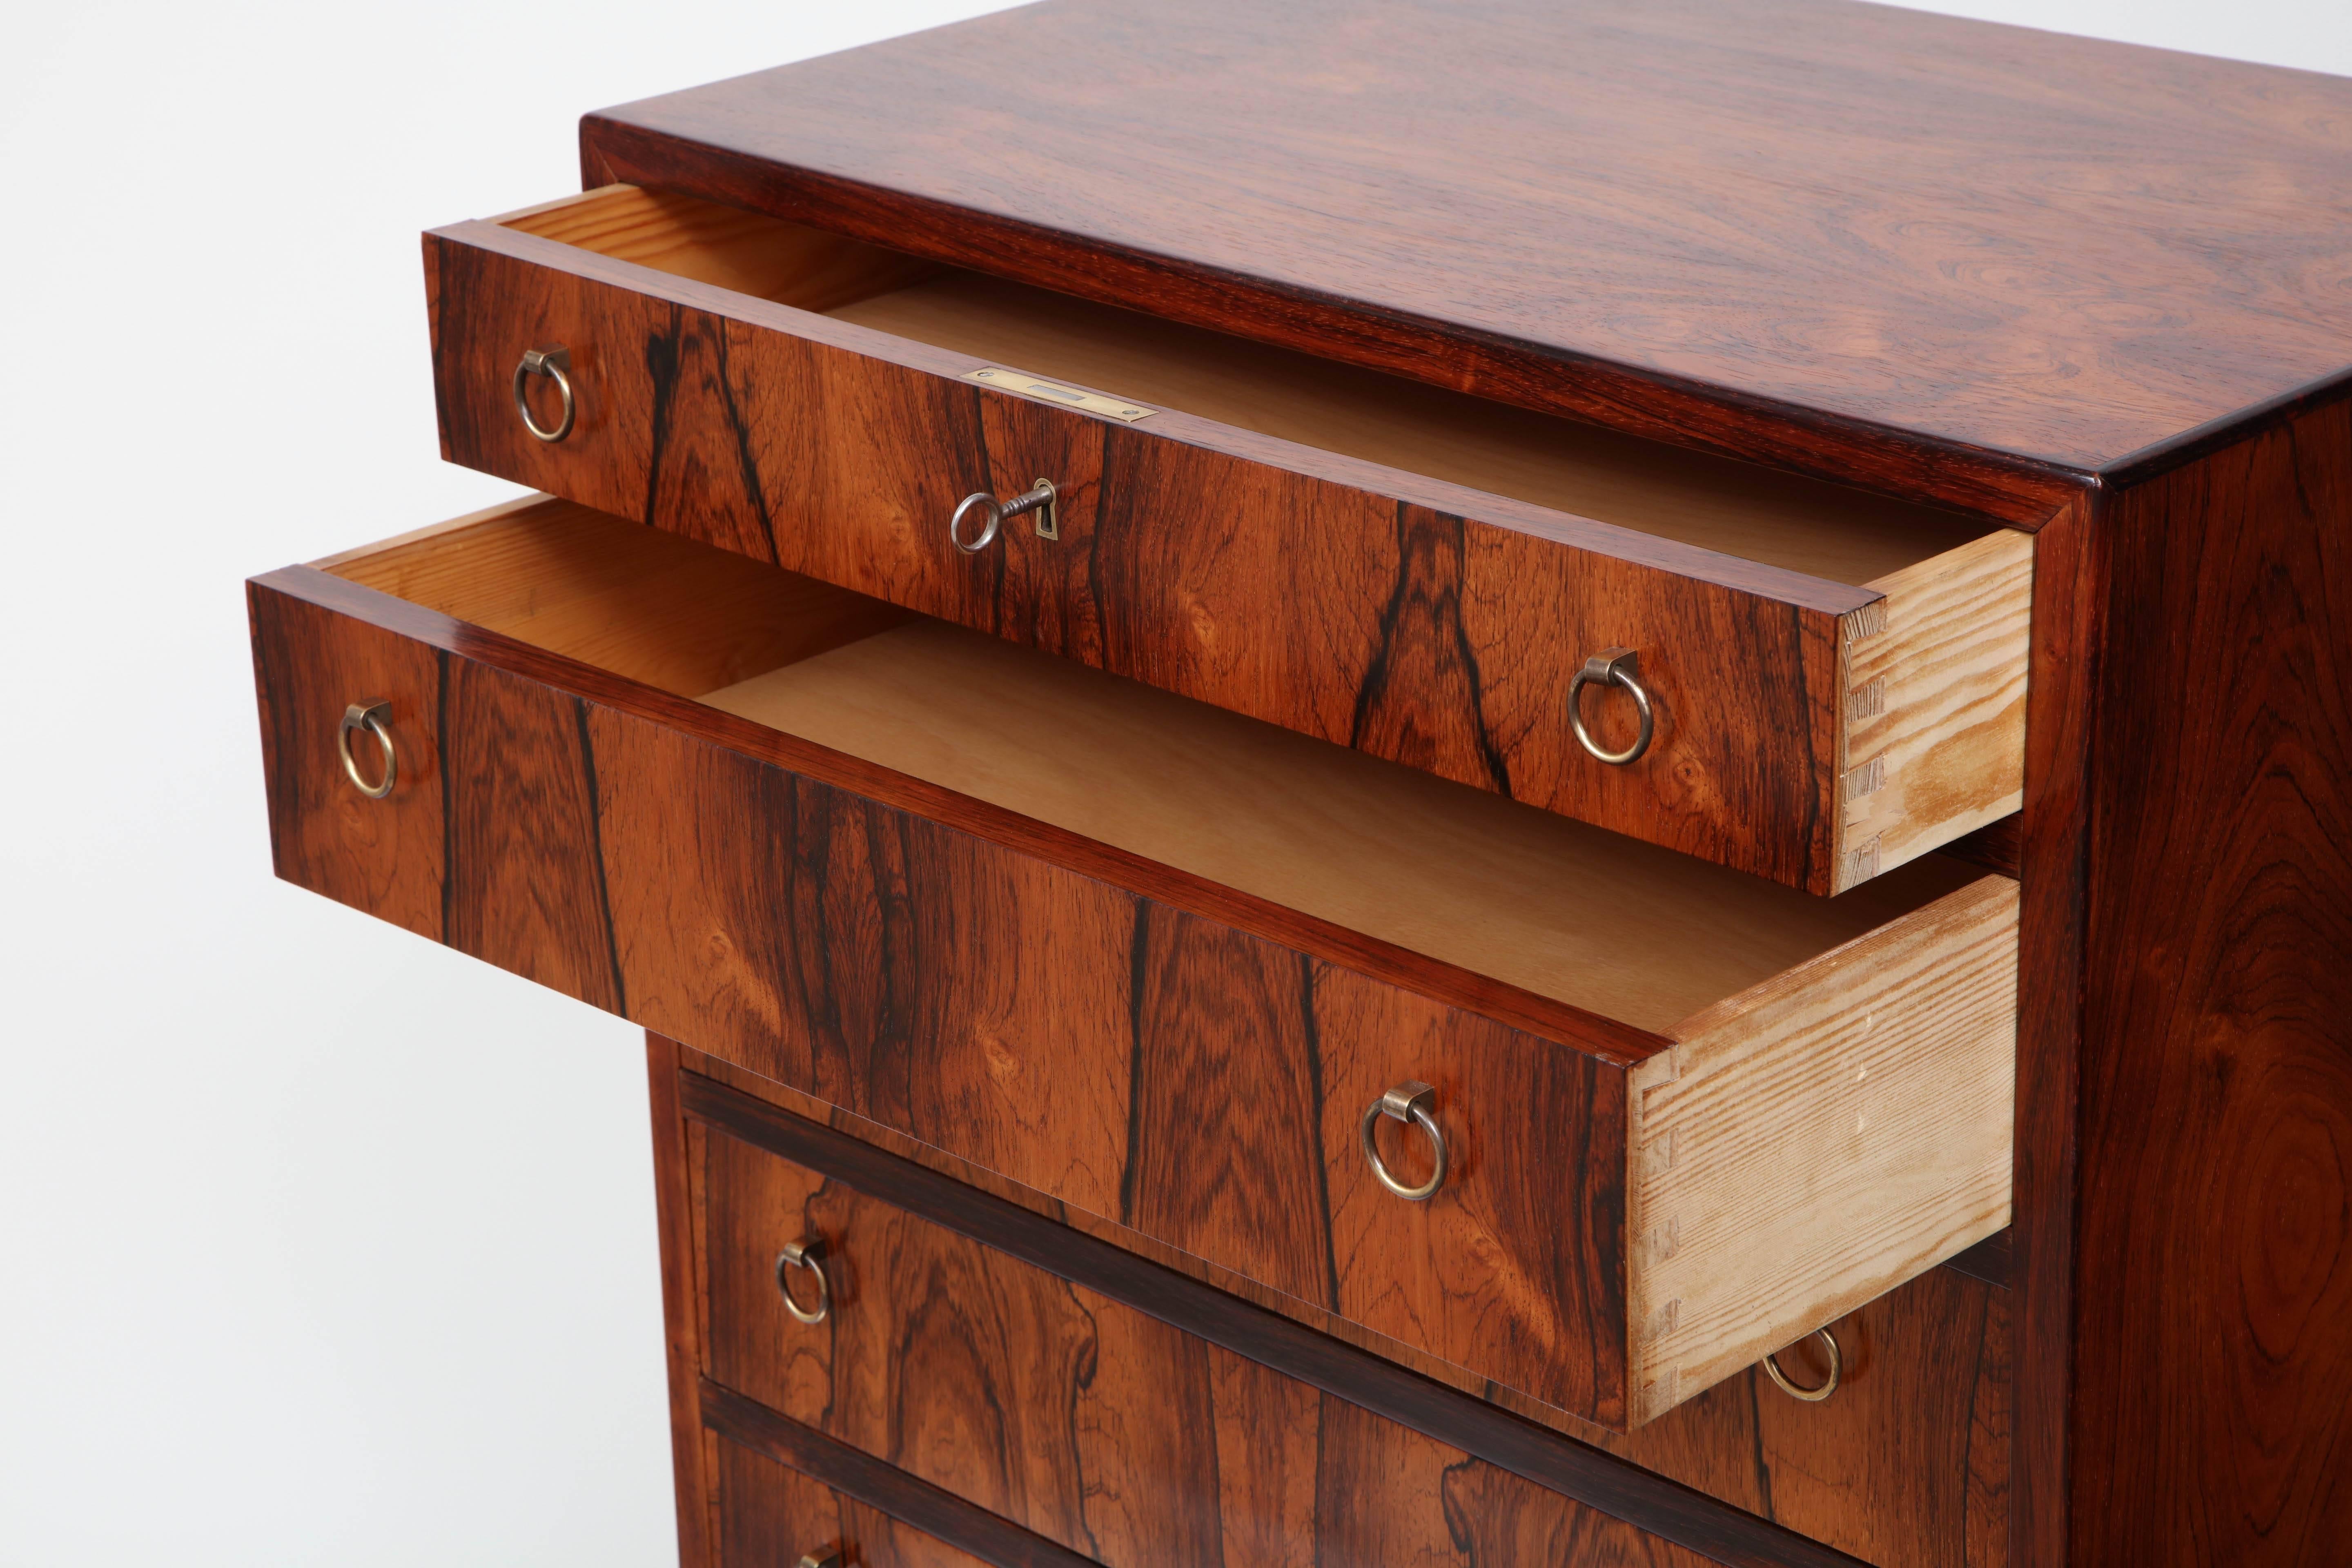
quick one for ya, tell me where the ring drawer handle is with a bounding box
[795,1551,842,1568]
[1762,1327,1842,1401]
[338,699,396,800]
[511,346,576,443]
[775,1238,831,1325]
[949,477,1058,552]
[1567,646,1655,765]
[1360,1081,1449,1201]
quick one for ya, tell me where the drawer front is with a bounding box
[714,1438,995,1568]
[250,543,2011,1430]
[249,564,1635,1424]
[423,202,2025,895]
[684,1079,1791,1568]
[680,1047,2014,1568]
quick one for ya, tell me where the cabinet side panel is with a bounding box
[648,1035,716,1568]
[2076,398,2352,1559]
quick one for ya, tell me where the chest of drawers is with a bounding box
[247,2,2352,1563]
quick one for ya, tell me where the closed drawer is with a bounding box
[250,494,2015,1428]
[679,1045,2014,1568]
[682,1074,1865,1568]
[713,1438,993,1568]
[426,184,2031,895]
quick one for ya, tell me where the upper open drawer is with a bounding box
[425,185,2031,895]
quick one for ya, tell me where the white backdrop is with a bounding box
[2,2,2345,1563]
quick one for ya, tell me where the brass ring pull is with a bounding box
[511,346,576,443]
[1762,1327,1842,1401]
[949,478,1058,552]
[337,699,396,800]
[775,1238,831,1325]
[795,1551,843,1568]
[1567,647,1655,765]
[1360,1081,1448,1201]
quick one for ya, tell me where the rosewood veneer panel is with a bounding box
[2066,398,2352,1560]
[682,1075,1829,1568]
[681,1044,2014,1568]
[424,221,1871,891]
[581,0,2352,512]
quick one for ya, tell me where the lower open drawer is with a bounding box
[249,494,2015,1428]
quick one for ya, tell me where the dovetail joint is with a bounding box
[1846,677,1886,722]
[1842,838,1882,887]
[1844,601,1889,642]
[1843,755,1886,801]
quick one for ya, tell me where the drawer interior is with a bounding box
[501,186,1999,588]
[328,497,1986,1038]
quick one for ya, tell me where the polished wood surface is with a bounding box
[251,503,2011,1426]
[683,1042,2013,1568]
[337,501,1974,1033]
[249,551,1641,1422]
[422,199,2029,892]
[647,1034,719,1568]
[2062,396,2352,1560]
[679,1070,1826,1568]
[711,1413,1076,1568]
[822,268,1985,588]
[2007,492,2097,1568]
[580,0,2352,517]
[700,617,1978,1033]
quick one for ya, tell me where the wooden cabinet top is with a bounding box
[582,0,2352,521]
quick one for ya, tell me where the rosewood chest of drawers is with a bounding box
[246,2,2352,1563]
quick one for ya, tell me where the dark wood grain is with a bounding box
[2065,396,2352,1560]
[1941,817,2022,883]
[683,1081,1830,1568]
[425,219,1869,892]
[2005,489,2101,1568]
[710,1436,1002,1568]
[251,563,1660,1058]
[579,0,2352,516]
[684,1042,2012,1568]
[647,1034,717,1568]
[1940,1230,2011,1293]
[249,563,1642,1424]
[247,584,445,940]
[706,1389,1094,1568]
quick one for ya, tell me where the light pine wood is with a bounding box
[501,185,938,314]
[702,618,1981,1034]
[1626,874,2020,1424]
[825,271,1994,584]
[1836,530,2035,890]
[328,498,904,698]
[503,185,1992,586]
[323,500,1992,1035]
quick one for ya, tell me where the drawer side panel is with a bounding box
[1628,875,2020,1423]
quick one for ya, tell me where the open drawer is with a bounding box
[250,495,2015,1428]
[425,185,2031,895]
